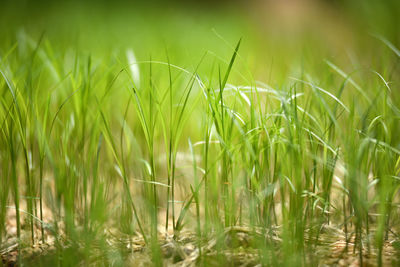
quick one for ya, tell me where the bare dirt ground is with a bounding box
[2,214,399,267]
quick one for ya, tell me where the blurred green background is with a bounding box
[1,0,399,83]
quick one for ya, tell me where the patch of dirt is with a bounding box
[1,223,399,266]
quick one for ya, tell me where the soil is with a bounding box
[2,224,399,266]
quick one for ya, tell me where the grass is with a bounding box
[1,1,400,266]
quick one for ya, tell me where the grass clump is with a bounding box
[1,1,400,266]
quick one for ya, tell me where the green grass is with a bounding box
[1,1,400,266]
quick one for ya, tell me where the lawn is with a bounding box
[1,0,400,266]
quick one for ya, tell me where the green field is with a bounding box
[1,0,400,266]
